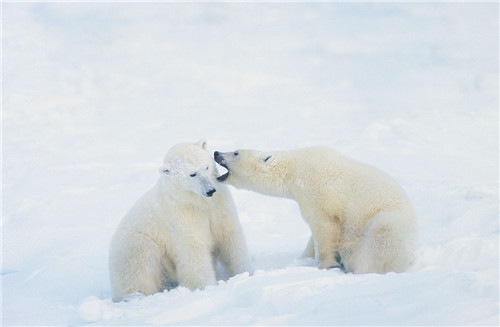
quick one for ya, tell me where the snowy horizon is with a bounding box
[2,1,499,325]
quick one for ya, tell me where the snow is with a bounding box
[2,1,498,325]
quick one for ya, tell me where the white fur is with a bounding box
[216,146,418,274]
[109,140,251,302]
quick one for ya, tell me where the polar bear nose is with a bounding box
[205,188,216,197]
[214,151,227,167]
[214,151,222,162]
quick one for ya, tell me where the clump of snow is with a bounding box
[78,296,122,322]
[2,2,498,326]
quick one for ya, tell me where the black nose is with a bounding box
[214,151,224,165]
[206,188,216,197]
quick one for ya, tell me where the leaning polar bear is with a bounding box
[214,146,417,274]
[109,140,252,302]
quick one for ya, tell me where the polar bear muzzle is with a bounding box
[214,151,231,182]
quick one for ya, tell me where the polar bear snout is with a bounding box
[214,151,225,165]
[205,187,216,197]
[214,151,231,182]
[197,175,217,197]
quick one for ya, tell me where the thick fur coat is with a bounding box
[214,146,417,274]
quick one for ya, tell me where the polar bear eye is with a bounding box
[205,166,209,170]
[190,173,197,177]
[234,151,239,156]
[263,155,272,162]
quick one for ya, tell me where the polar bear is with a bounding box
[109,140,252,302]
[214,146,418,274]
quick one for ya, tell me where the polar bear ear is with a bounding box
[158,165,170,175]
[195,139,208,150]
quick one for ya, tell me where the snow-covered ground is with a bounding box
[2,2,498,325]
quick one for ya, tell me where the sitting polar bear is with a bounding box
[214,146,418,274]
[109,140,252,301]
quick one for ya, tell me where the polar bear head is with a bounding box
[214,149,290,198]
[159,140,218,197]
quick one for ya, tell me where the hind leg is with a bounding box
[109,233,166,301]
[350,211,417,274]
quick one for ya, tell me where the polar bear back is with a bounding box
[289,147,413,222]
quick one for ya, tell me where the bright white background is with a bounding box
[2,1,498,325]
